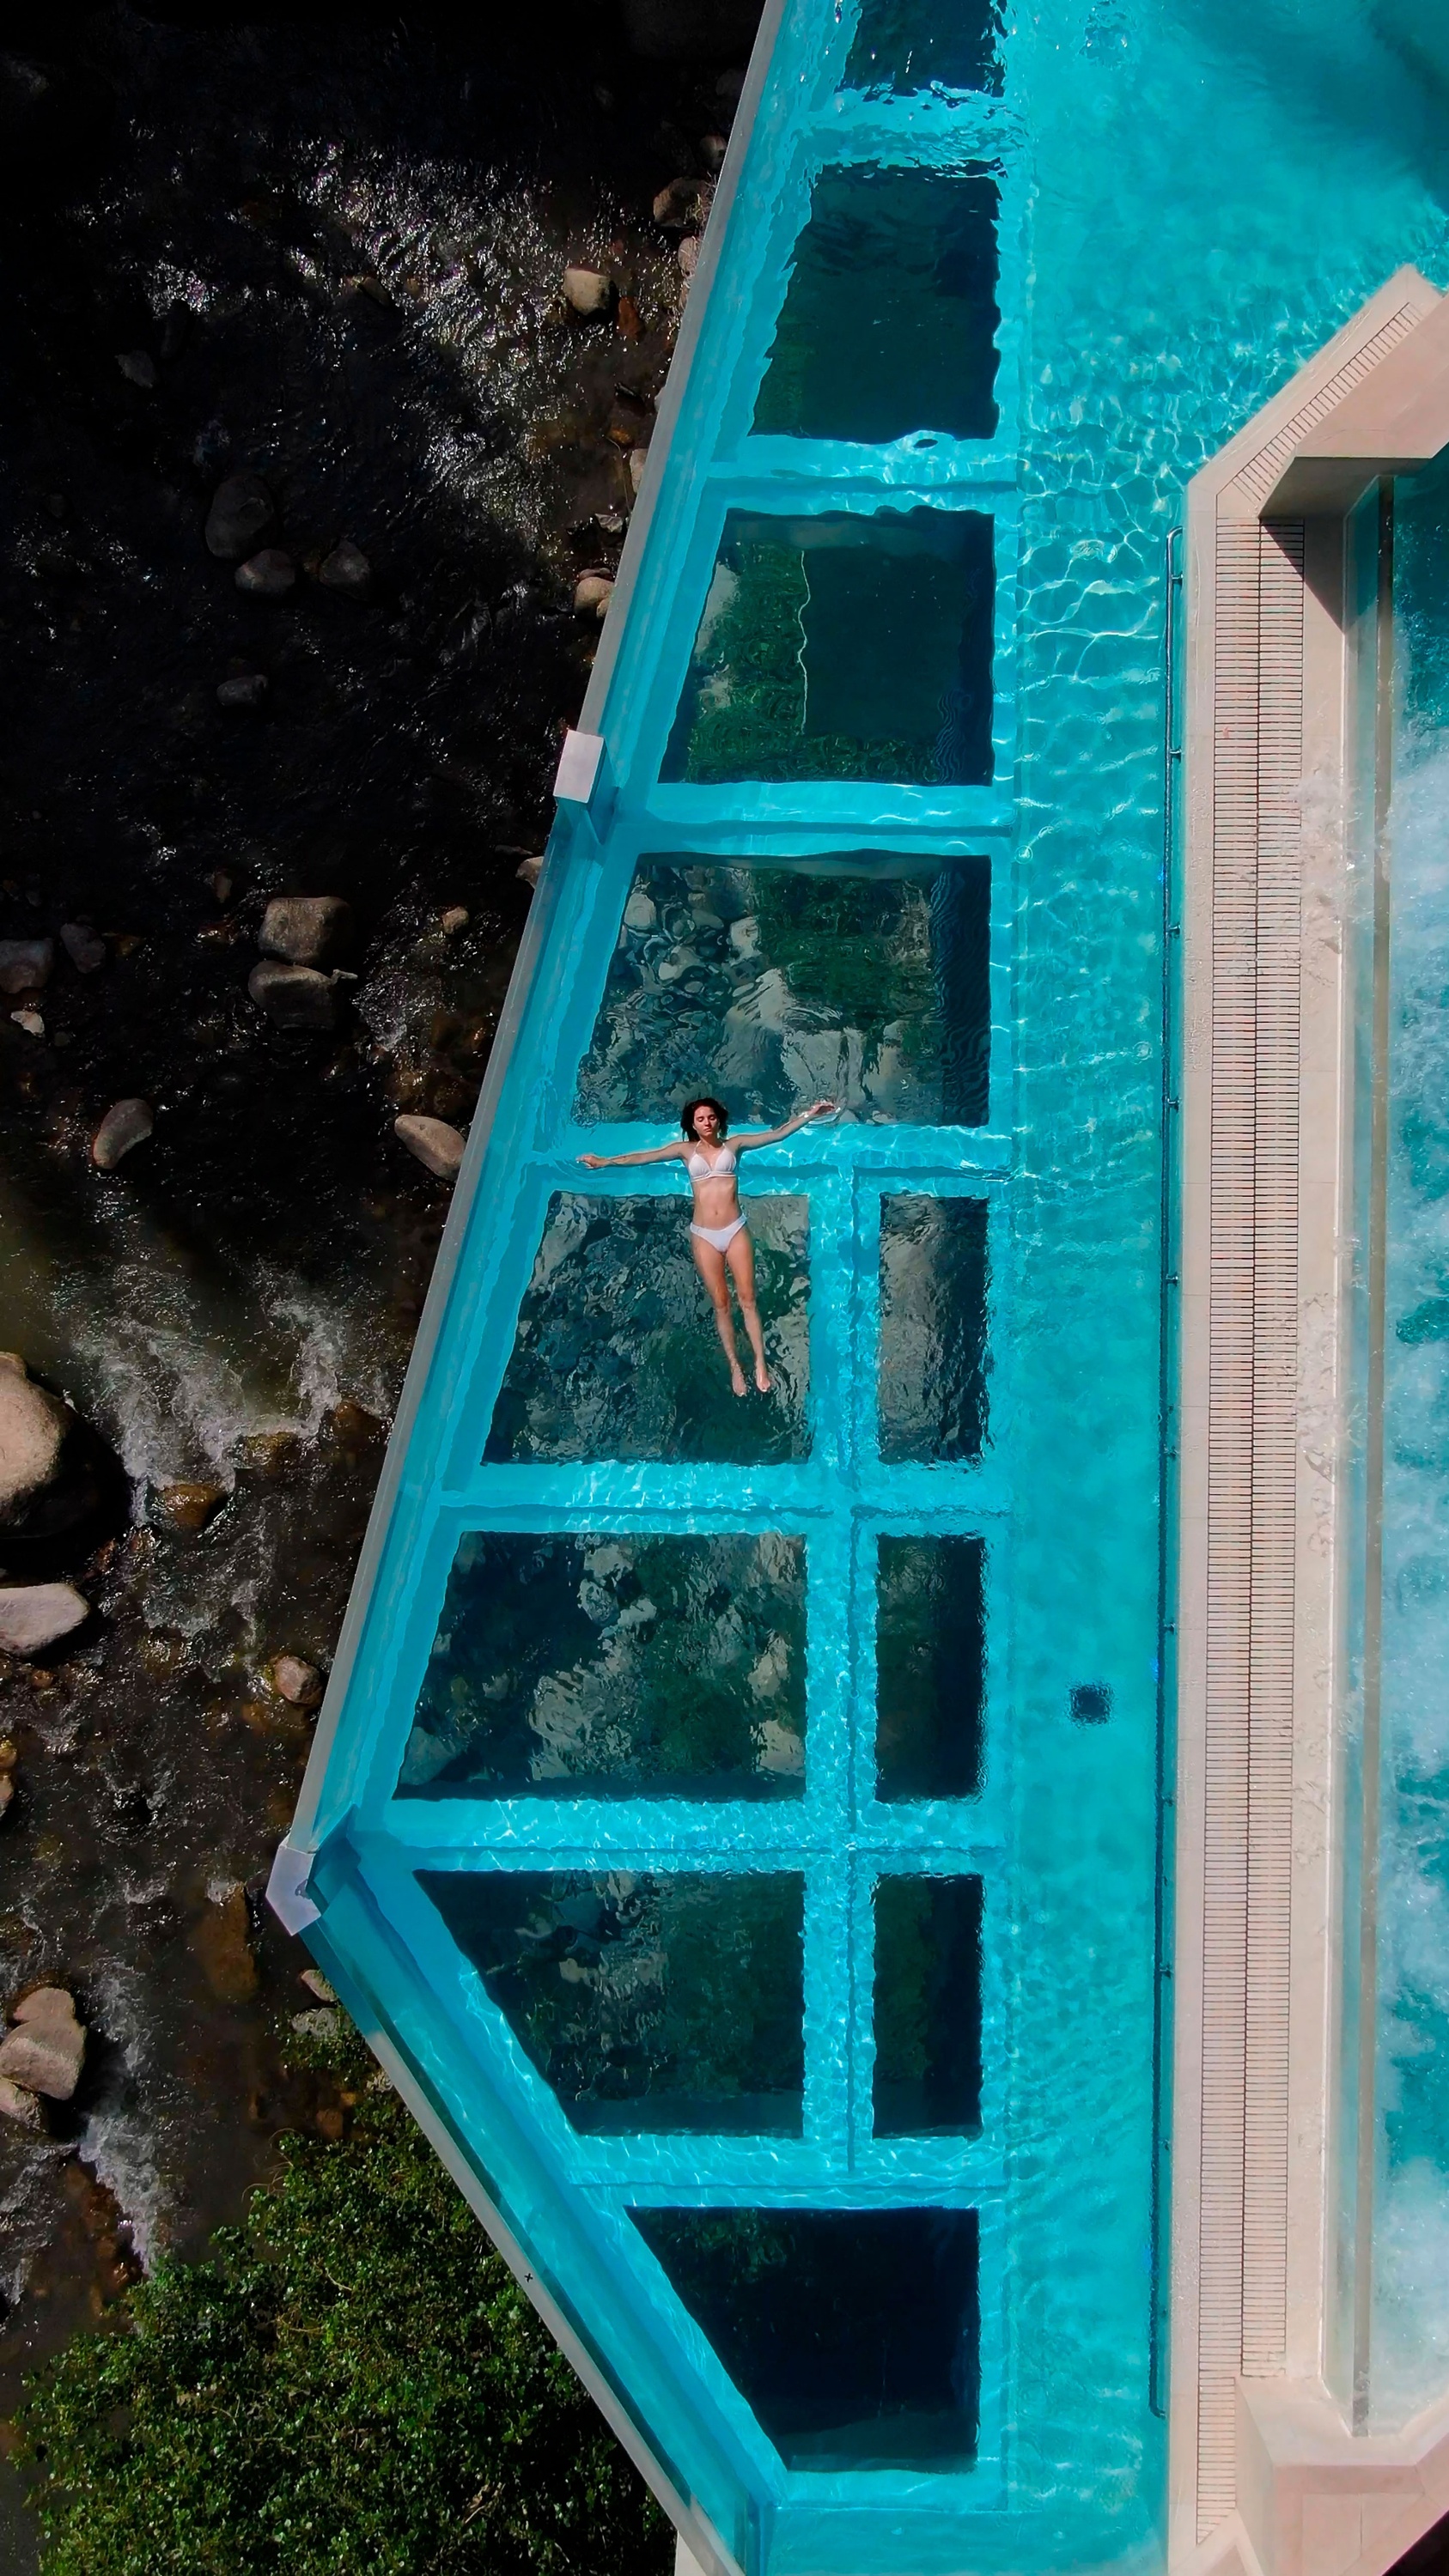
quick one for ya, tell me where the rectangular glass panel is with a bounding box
[400,1531,806,1798]
[663,509,994,787]
[575,859,989,1127]
[873,1875,983,2134]
[846,0,1001,95]
[633,2207,979,2466]
[419,1869,805,2133]
[878,1194,989,1461]
[876,1534,984,1797]
[753,166,999,444]
[485,1194,808,1464]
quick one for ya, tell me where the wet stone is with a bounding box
[0,1987,86,2100]
[0,937,54,993]
[216,671,268,709]
[318,538,371,595]
[0,1364,87,1536]
[259,895,351,967]
[91,1097,154,1169]
[153,1480,227,1534]
[653,176,701,228]
[116,348,156,387]
[270,1653,323,1706]
[59,921,106,973]
[394,1113,465,1178]
[235,547,295,597]
[563,265,612,316]
[204,470,274,560]
[247,961,338,1030]
[0,2075,42,2128]
[0,1583,89,1655]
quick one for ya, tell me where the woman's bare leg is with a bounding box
[726,1228,770,1393]
[692,1235,747,1394]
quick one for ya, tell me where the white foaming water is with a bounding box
[75,1961,174,2270]
[263,1272,394,1441]
[40,1200,395,1501]
[1373,738,1449,2421]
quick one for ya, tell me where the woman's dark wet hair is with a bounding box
[681,1096,729,1139]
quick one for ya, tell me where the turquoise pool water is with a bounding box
[289,0,1449,2565]
[1349,447,1449,2425]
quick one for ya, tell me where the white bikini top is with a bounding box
[687,1145,737,1178]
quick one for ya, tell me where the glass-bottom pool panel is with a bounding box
[419,1868,806,2133]
[633,2206,980,2470]
[485,1194,810,1465]
[875,1534,986,1798]
[664,509,995,787]
[873,1875,983,2135]
[399,1531,807,1799]
[575,857,990,1127]
[879,1194,989,1461]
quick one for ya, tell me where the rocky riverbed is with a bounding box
[0,1,758,2555]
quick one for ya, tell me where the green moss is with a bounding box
[16,2028,670,2575]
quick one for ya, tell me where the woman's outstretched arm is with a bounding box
[732,1098,837,1153]
[577,1139,686,1170]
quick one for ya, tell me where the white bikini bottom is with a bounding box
[690,1214,748,1253]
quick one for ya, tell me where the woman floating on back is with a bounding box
[579,1094,836,1394]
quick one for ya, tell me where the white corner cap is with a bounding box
[267,1833,321,1935]
[553,728,606,807]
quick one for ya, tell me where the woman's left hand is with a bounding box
[807,1098,837,1120]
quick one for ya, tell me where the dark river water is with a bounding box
[0,1,757,2555]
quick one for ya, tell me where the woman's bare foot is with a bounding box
[754,1359,771,1394]
[730,1361,748,1397]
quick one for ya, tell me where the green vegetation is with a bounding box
[675,540,929,784]
[16,2026,670,2575]
[749,870,940,1070]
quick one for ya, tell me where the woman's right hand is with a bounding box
[577,1153,607,1170]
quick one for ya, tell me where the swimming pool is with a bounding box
[274,3,1449,2570]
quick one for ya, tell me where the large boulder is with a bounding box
[0,1357,114,1546]
[0,1582,88,1656]
[0,938,54,995]
[0,1987,86,2101]
[247,961,338,1031]
[91,1097,154,1170]
[235,548,295,597]
[318,539,372,596]
[204,471,274,560]
[258,896,352,967]
[394,1114,466,1179]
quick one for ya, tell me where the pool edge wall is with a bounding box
[1173,269,1449,2576]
